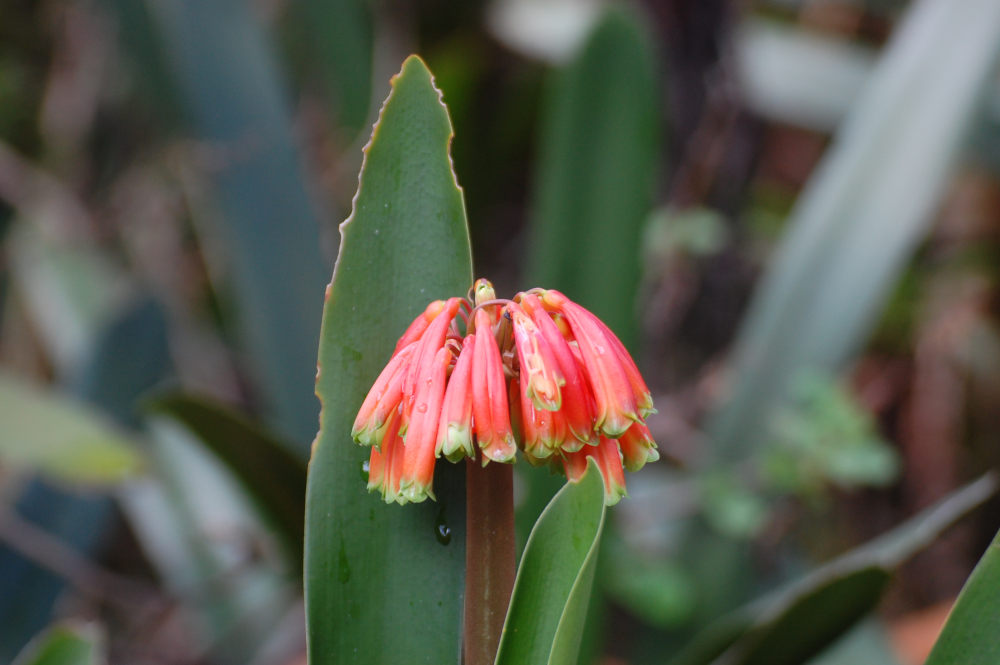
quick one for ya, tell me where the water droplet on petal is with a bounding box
[416,403,428,413]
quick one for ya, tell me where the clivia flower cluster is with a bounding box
[352,279,659,506]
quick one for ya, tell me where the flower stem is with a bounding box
[464,459,515,665]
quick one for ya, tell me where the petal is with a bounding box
[555,295,637,437]
[508,302,564,411]
[618,421,660,472]
[520,293,597,449]
[437,336,475,462]
[590,315,655,417]
[401,297,463,433]
[561,436,628,506]
[352,343,416,446]
[369,407,404,503]
[394,299,447,356]
[399,345,451,503]
[472,310,517,464]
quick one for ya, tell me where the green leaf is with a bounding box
[526,5,659,352]
[806,619,903,665]
[924,527,1000,665]
[137,0,332,446]
[145,393,307,572]
[0,373,143,486]
[283,0,373,132]
[709,0,1000,463]
[495,459,607,665]
[670,472,998,665]
[12,623,102,665]
[304,56,473,665]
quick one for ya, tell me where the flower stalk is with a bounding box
[463,458,515,665]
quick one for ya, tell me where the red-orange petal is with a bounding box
[369,407,404,502]
[399,345,451,503]
[352,343,416,446]
[394,300,446,356]
[472,310,517,464]
[561,436,628,505]
[401,297,462,435]
[550,293,637,437]
[437,336,475,462]
[520,293,597,450]
[618,421,660,472]
[508,302,563,412]
[591,315,655,417]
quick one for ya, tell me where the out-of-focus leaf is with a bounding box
[669,472,998,665]
[304,56,472,665]
[0,373,141,486]
[283,0,373,132]
[0,297,170,661]
[145,393,307,571]
[134,418,295,664]
[495,459,606,665]
[806,619,902,665]
[924,527,1000,665]
[710,0,1000,464]
[526,5,659,352]
[12,623,102,665]
[141,0,331,447]
[7,225,127,373]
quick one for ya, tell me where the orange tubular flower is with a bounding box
[437,337,476,462]
[508,302,564,412]
[399,345,452,503]
[518,293,596,450]
[352,343,415,447]
[352,279,659,506]
[472,309,517,464]
[538,289,642,438]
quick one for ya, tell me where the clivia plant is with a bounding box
[305,56,659,665]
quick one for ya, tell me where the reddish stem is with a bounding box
[464,459,515,665]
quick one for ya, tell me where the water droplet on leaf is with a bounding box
[434,507,452,545]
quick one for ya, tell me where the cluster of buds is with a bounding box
[352,279,658,505]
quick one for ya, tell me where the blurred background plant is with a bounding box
[1,0,1000,663]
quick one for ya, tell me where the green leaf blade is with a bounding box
[304,55,473,665]
[12,623,102,665]
[925,528,1000,665]
[670,473,997,665]
[0,373,143,487]
[145,393,307,571]
[495,460,606,665]
[708,0,1000,463]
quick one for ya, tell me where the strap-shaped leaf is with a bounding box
[0,373,142,487]
[924,527,1000,665]
[145,393,307,571]
[495,459,606,665]
[12,623,102,665]
[304,56,473,664]
[709,0,1000,463]
[670,472,997,665]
